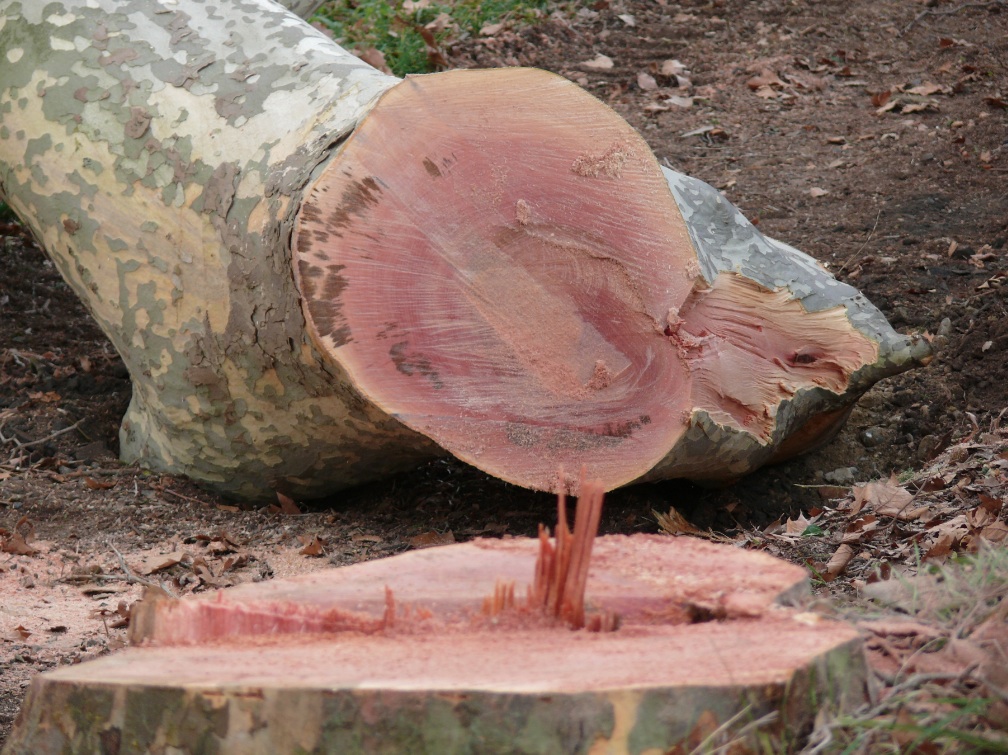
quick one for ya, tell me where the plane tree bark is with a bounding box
[0,0,931,500]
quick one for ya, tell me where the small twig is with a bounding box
[110,544,177,598]
[4,419,84,451]
[837,208,882,274]
[903,0,1006,34]
[161,488,210,506]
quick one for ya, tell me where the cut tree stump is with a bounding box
[4,536,867,754]
[0,0,932,500]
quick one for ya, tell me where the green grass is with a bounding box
[312,0,556,77]
[808,545,1008,753]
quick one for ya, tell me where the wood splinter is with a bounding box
[483,476,619,632]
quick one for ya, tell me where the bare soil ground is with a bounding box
[1,0,1006,749]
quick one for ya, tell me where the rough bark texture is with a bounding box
[0,0,931,500]
[4,536,869,754]
[0,0,440,501]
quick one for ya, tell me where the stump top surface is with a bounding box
[130,535,812,646]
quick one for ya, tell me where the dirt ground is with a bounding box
[1,0,1006,748]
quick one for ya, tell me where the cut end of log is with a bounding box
[293,68,897,494]
[293,68,698,493]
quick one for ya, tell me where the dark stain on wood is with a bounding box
[326,176,383,237]
[422,158,441,178]
[389,341,443,389]
[300,261,352,347]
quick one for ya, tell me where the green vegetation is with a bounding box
[312,0,555,77]
[810,546,1008,753]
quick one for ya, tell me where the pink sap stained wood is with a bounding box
[131,535,810,645]
[293,68,698,492]
[123,534,856,693]
[293,68,884,495]
[673,275,877,440]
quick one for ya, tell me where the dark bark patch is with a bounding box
[199,163,240,219]
[99,48,139,67]
[124,107,151,139]
[74,87,110,103]
[599,414,651,439]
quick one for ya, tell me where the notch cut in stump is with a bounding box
[5,501,867,753]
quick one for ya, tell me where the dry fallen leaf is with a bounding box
[1,531,38,556]
[298,534,327,557]
[746,68,784,91]
[84,477,115,490]
[661,59,688,77]
[408,530,455,549]
[852,476,923,520]
[354,47,392,75]
[12,625,31,640]
[140,551,188,576]
[276,492,300,516]
[979,520,1008,543]
[663,95,694,109]
[870,90,892,108]
[579,54,614,71]
[824,544,855,581]
[654,507,702,536]
[905,82,945,96]
[637,71,658,91]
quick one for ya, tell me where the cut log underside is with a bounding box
[294,68,932,495]
[5,536,868,754]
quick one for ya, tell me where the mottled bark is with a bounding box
[4,536,869,754]
[0,0,930,500]
[0,0,439,500]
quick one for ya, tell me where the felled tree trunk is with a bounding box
[3,535,868,754]
[0,0,931,500]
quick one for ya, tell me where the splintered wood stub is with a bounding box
[293,68,698,493]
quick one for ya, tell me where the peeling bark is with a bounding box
[0,0,930,499]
